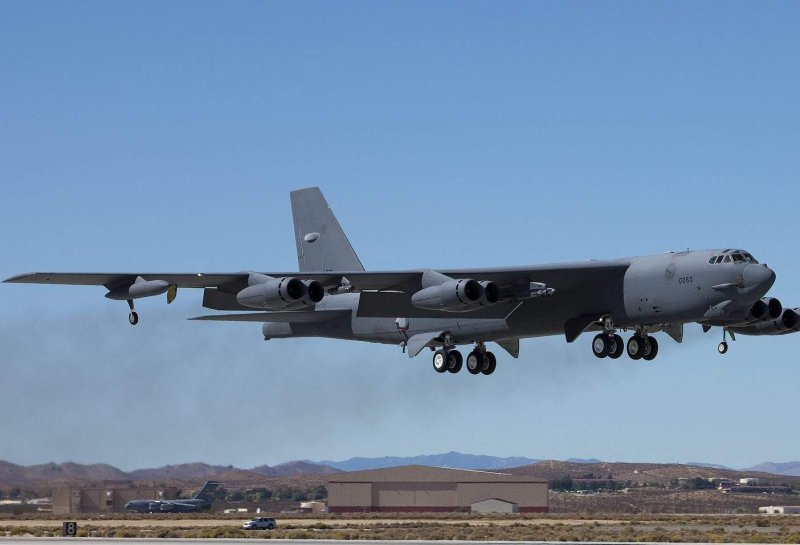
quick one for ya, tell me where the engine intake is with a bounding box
[763,297,783,319]
[236,274,324,310]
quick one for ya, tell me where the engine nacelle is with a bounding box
[236,275,324,310]
[731,308,800,336]
[411,278,498,312]
[761,297,783,319]
[745,299,768,321]
[729,297,782,326]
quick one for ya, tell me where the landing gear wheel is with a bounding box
[128,311,139,326]
[642,336,659,361]
[466,351,484,375]
[627,336,646,360]
[447,350,463,373]
[640,336,653,360]
[481,352,497,375]
[608,334,624,359]
[592,334,610,358]
[718,341,728,354]
[432,350,448,373]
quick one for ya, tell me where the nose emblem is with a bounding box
[736,275,745,288]
[665,263,676,282]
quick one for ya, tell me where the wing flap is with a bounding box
[189,310,350,323]
[356,291,516,319]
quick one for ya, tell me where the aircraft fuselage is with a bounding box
[263,250,775,349]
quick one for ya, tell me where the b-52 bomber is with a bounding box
[5,188,799,376]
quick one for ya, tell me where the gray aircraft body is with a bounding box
[124,481,220,513]
[6,188,798,375]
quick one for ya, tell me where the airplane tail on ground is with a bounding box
[194,481,221,501]
[290,187,365,273]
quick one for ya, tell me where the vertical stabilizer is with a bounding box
[290,187,365,272]
[194,481,221,501]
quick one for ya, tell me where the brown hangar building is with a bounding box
[327,465,548,513]
[53,483,178,515]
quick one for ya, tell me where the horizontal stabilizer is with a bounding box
[190,310,350,323]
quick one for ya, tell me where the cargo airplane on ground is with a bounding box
[6,188,798,376]
[124,481,220,513]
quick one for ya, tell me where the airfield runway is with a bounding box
[0,537,776,545]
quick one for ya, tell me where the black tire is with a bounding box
[718,341,728,354]
[592,334,610,358]
[128,311,139,325]
[432,350,448,373]
[466,351,484,374]
[642,336,659,361]
[608,334,624,359]
[481,352,497,375]
[447,350,463,373]
[267,525,275,530]
[627,336,644,360]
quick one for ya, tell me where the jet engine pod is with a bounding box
[479,281,500,305]
[746,299,768,321]
[779,308,800,331]
[761,297,783,319]
[236,276,310,310]
[411,278,491,311]
[301,280,325,305]
[731,307,800,335]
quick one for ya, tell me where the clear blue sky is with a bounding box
[1,1,799,471]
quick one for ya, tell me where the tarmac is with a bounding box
[0,537,780,545]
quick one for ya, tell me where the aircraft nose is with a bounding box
[743,263,776,291]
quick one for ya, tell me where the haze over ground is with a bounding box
[1,2,799,471]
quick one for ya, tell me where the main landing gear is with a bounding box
[591,319,659,361]
[432,342,496,376]
[626,334,658,361]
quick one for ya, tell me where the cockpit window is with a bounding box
[710,251,758,264]
[742,252,759,264]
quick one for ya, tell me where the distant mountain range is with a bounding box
[0,460,339,486]
[310,451,540,471]
[743,461,800,476]
[2,454,798,486]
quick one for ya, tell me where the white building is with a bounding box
[759,506,800,515]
